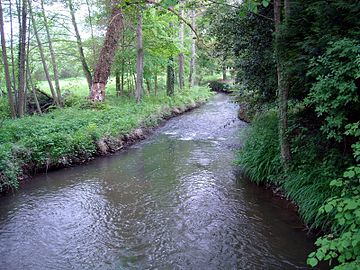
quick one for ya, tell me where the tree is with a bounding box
[274,0,291,165]
[17,0,28,116]
[0,0,16,118]
[178,0,184,89]
[135,12,143,102]
[90,2,123,101]
[67,0,93,90]
[189,8,196,87]
[167,57,175,96]
[40,0,62,105]
[28,0,59,107]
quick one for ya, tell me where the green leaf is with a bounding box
[316,250,325,260]
[325,204,334,213]
[346,201,358,210]
[344,170,355,178]
[307,257,318,267]
[262,0,270,7]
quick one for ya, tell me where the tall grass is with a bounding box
[237,110,282,184]
[237,110,346,227]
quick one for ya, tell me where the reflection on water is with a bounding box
[0,94,317,269]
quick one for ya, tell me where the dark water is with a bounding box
[0,94,317,269]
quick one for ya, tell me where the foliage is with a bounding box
[208,80,231,93]
[305,39,360,141]
[206,3,276,105]
[307,124,360,269]
[276,0,360,101]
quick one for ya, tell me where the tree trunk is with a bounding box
[274,0,291,166]
[167,57,175,96]
[26,59,41,114]
[121,59,125,95]
[135,13,143,103]
[28,0,59,107]
[222,65,227,81]
[15,0,21,103]
[40,0,61,105]
[90,3,123,101]
[154,73,158,96]
[23,14,32,115]
[17,0,27,117]
[116,71,120,96]
[133,73,136,92]
[145,78,151,94]
[9,0,17,103]
[68,0,93,91]
[189,9,196,88]
[178,0,185,90]
[127,71,131,96]
[0,0,16,118]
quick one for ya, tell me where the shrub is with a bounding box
[308,124,360,269]
[306,39,360,142]
[208,80,231,93]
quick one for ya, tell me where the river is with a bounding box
[0,94,317,269]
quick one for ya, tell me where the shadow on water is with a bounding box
[0,94,326,269]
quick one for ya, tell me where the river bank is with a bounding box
[0,87,213,193]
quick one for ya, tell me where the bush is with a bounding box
[308,124,360,269]
[208,80,231,93]
[306,39,360,142]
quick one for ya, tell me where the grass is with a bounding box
[236,110,346,227]
[0,83,213,191]
[38,77,91,96]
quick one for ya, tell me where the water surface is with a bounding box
[0,94,316,269]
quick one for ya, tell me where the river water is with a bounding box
[0,94,317,269]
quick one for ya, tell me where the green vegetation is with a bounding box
[208,0,360,269]
[0,87,212,191]
[0,0,359,268]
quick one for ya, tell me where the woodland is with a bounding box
[0,0,359,269]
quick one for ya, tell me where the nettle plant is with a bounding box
[308,123,360,269]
